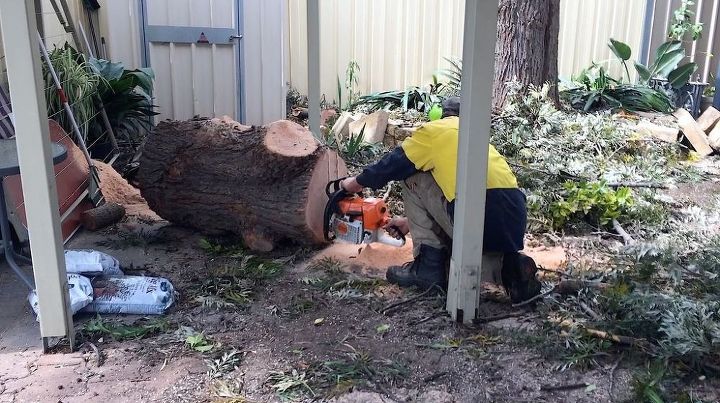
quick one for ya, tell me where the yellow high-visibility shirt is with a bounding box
[400,116,518,202]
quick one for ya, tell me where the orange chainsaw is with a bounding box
[323,179,405,247]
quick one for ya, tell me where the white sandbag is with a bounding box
[82,276,175,315]
[64,250,123,276]
[28,273,94,321]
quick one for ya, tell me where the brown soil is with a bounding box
[95,161,161,221]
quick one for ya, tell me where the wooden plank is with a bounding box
[708,123,720,150]
[697,106,720,133]
[673,108,714,156]
[635,121,679,143]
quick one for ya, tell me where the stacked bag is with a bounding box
[29,250,175,321]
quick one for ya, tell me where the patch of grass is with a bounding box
[422,333,501,358]
[97,228,161,250]
[79,316,170,341]
[632,361,668,403]
[193,251,285,309]
[311,348,408,393]
[267,369,315,401]
[307,257,345,274]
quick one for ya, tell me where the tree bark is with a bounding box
[492,0,561,110]
[137,118,347,252]
[81,203,126,231]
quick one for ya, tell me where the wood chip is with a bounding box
[697,106,720,133]
[634,121,679,143]
[709,123,720,150]
[673,108,713,156]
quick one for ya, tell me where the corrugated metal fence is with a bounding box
[646,0,720,84]
[287,0,649,102]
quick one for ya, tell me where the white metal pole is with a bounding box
[306,0,321,138]
[446,0,500,323]
[0,0,74,349]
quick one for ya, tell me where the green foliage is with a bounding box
[355,75,446,114]
[494,83,693,232]
[310,348,408,393]
[563,64,673,113]
[669,0,704,41]
[194,244,284,308]
[550,182,634,229]
[345,61,360,108]
[89,57,159,144]
[42,44,99,141]
[267,370,315,400]
[439,57,462,96]
[186,332,215,352]
[632,362,668,403]
[610,38,698,89]
[608,38,632,82]
[207,350,243,379]
[81,316,170,341]
[338,124,382,162]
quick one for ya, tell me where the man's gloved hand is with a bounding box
[384,217,410,240]
[340,177,364,193]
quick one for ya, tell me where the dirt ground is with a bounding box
[0,226,629,402]
[1,178,718,403]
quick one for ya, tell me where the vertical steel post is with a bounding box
[446,0,500,323]
[306,0,321,138]
[0,0,73,350]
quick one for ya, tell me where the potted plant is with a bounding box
[88,58,158,159]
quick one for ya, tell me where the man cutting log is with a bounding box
[340,97,541,303]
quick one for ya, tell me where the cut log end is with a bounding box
[264,120,319,157]
[81,202,126,231]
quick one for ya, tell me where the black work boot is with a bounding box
[386,244,447,291]
[501,252,542,304]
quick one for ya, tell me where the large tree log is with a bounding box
[137,118,347,251]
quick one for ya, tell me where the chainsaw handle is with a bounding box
[386,225,407,243]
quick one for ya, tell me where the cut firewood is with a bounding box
[709,123,720,150]
[697,106,720,133]
[137,118,348,251]
[673,108,714,156]
[634,121,679,143]
[80,202,126,231]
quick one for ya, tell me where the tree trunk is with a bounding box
[492,0,560,110]
[137,118,347,252]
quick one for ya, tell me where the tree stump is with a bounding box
[137,118,347,251]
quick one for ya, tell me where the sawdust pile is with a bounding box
[95,161,161,221]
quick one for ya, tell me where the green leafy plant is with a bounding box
[669,0,703,41]
[609,38,698,89]
[563,64,673,113]
[89,57,158,145]
[632,361,668,403]
[440,57,462,96]
[339,124,381,161]
[186,332,215,352]
[207,349,243,379]
[42,44,99,142]
[356,75,445,113]
[550,181,634,229]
